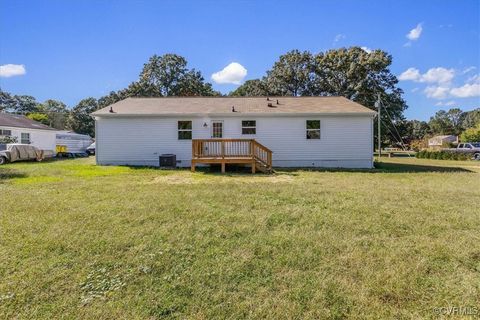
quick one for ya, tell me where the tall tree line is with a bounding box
[3,49,477,143]
[230,47,408,147]
[1,54,219,136]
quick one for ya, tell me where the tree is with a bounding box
[0,89,16,111]
[461,108,480,129]
[138,54,217,97]
[12,95,39,113]
[39,99,69,129]
[0,92,39,113]
[428,110,454,135]
[176,69,220,96]
[400,120,430,141]
[26,113,50,125]
[67,98,98,136]
[228,47,408,147]
[264,50,313,96]
[460,124,480,142]
[229,79,269,96]
[446,108,464,135]
[428,108,465,136]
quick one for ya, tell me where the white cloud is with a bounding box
[466,74,480,84]
[462,66,476,74]
[402,68,479,100]
[399,68,421,81]
[360,46,372,53]
[438,24,453,29]
[424,86,450,99]
[0,64,26,77]
[334,34,346,43]
[435,100,456,107]
[398,67,454,84]
[421,67,455,84]
[450,83,480,98]
[211,62,247,85]
[411,87,419,93]
[406,23,423,41]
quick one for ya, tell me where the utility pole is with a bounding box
[375,94,381,158]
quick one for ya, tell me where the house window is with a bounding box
[306,120,320,139]
[242,120,256,135]
[0,129,12,136]
[21,132,31,144]
[178,121,192,140]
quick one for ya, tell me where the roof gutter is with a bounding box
[92,112,376,118]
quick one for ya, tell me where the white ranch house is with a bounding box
[0,113,57,151]
[92,97,376,171]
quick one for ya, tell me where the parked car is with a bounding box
[0,144,45,165]
[445,142,480,160]
[86,142,95,155]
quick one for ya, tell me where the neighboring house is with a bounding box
[0,113,57,151]
[428,135,458,149]
[92,97,376,169]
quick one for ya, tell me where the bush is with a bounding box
[416,150,423,158]
[460,124,480,142]
[415,150,472,161]
[0,136,18,144]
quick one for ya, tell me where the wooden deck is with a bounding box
[191,139,273,173]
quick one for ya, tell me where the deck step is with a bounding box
[255,161,273,174]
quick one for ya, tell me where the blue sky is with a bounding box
[0,0,479,120]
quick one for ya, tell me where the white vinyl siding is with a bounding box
[95,115,373,168]
[0,126,56,151]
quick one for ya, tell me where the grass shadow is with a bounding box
[0,168,28,181]
[108,160,477,175]
[373,161,475,173]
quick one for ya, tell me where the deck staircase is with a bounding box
[191,139,273,173]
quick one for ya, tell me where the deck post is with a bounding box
[191,160,196,172]
[251,160,256,174]
[221,162,225,173]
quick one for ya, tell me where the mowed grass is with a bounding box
[0,157,479,319]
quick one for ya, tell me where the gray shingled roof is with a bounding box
[0,113,56,130]
[92,97,376,116]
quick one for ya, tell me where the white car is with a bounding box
[86,142,95,155]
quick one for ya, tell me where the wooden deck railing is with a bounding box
[191,139,272,173]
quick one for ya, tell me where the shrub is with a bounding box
[415,150,472,161]
[457,152,470,161]
[410,139,428,152]
[0,136,18,144]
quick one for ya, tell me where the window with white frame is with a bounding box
[242,120,256,135]
[306,120,320,139]
[21,132,31,144]
[0,129,12,136]
[178,121,192,140]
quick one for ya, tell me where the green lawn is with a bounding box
[1,157,479,319]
